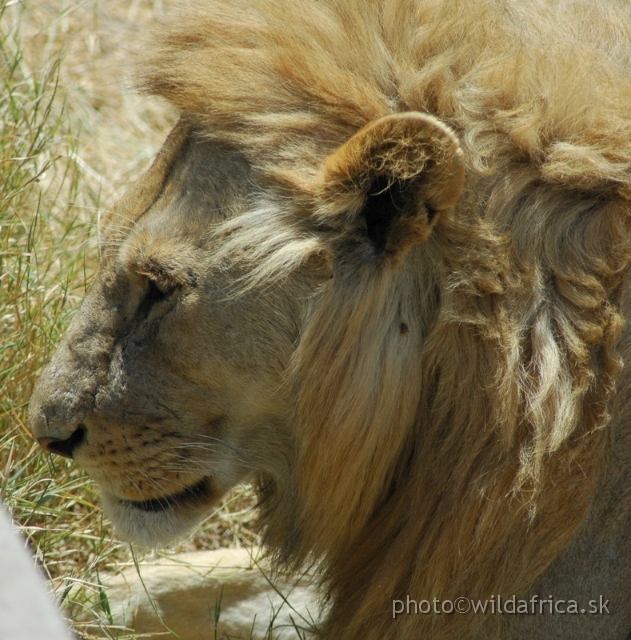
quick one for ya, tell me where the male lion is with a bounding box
[29,0,631,638]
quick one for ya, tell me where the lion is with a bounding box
[28,0,631,638]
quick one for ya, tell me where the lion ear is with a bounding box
[318,113,465,257]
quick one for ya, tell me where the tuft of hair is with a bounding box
[139,1,631,638]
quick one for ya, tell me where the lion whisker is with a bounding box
[164,456,255,472]
[173,440,243,455]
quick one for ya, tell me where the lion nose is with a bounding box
[37,425,86,459]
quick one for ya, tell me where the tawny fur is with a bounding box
[28,1,631,639]
[136,1,631,638]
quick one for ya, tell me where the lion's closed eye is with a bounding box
[139,276,181,321]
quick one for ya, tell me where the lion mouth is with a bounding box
[127,478,209,513]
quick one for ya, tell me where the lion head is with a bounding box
[29,1,631,638]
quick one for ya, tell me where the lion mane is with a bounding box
[32,0,631,638]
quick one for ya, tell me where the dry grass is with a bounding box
[0,1,258,637]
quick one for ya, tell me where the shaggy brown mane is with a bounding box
[139,1,631,638]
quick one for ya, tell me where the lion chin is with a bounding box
[26,0,631,639]
[101,478,216,548]
[101,491,208,550]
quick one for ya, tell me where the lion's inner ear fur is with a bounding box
[318,113,465,257]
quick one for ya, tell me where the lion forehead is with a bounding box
[100,128,254,251]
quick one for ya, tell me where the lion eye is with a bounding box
[139,277,179,320]
[146,278,175,304]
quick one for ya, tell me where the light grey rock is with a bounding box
[0,503,72,640]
